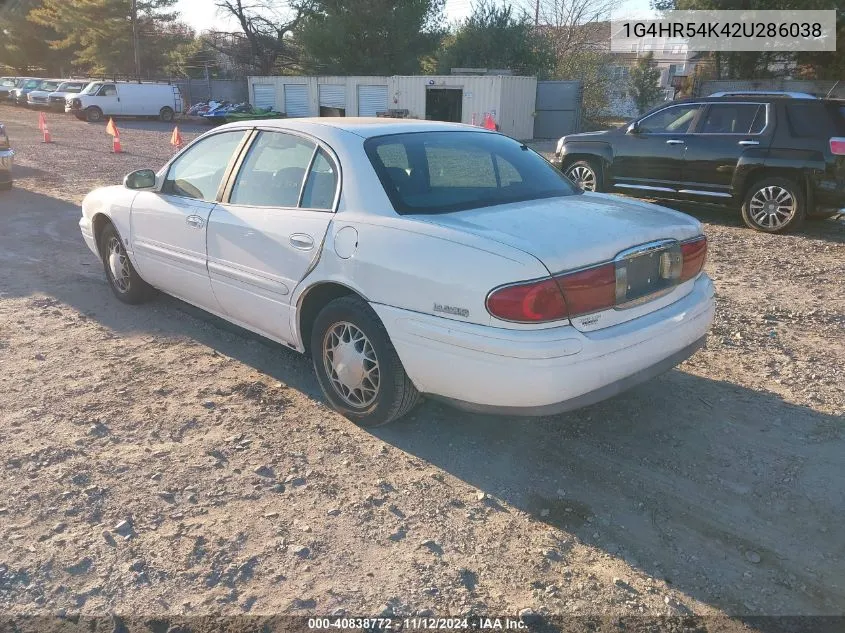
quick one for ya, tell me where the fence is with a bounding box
[696,79,843,98]
[173,78,249,107]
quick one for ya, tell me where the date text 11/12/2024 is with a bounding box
[307,617,529,629]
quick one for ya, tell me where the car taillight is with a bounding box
[680,236,707,282]
[554,263,616,317]
[830,137,845,155]
[486,277,569,322]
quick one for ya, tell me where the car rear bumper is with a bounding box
[372,274,715,415]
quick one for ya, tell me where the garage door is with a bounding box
[358,85,388,117]
[284,84,309,117]
[253,84,276,110]
[319,84,346,109]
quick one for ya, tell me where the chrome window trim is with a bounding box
[635,101,770,136]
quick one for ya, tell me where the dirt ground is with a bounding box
[0,104,843,628]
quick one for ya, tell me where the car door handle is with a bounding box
[290,234,314,250]
[186,215,205,229]
[738,140,759,146]
[665,139,684,145]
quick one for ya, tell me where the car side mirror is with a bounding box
[124,169,156,190]
[626,122,640,134]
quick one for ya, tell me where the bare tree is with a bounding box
[536,0,616,117]
[214,0,314,74]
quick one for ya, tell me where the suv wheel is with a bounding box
[159,106,174,122]
[741,177,805,233]
[564,159,601,192]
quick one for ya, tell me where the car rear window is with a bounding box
[364,131,578,214]
[785,102,845,138]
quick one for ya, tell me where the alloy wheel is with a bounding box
[322,321,380,408]
[566,165,596,191]
[748,185,796,230]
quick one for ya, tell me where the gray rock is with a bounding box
[52,522,67,533]
[326,508,341,516]
[746,550,762,564]
[254,465,274,478]
[289,544,310,557]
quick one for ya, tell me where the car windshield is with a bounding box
[23,79,41,89]
[80,82,101,95]
[365,131,579,214]
[1,78,15,87]
[40,81,60,92]
[56,82,76,92]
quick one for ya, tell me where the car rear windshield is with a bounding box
[364,131,579,214]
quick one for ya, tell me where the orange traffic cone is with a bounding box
[483,113,496,130]
[42,125,52,143]
[170,125,184,150]
[106,118,121,153]
[37,111,46,132]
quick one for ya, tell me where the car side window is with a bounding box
[700,104,764,134]
[300,148,338,210]
[229,131,316,207]
[638,105,701,134]
[99,84,117,97]
[162,131,246,201]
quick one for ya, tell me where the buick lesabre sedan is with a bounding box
[79,119,715,426]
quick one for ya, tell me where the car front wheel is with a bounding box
[564,159,601,192]
[99,223,155,304]
[741,177,805,233]
[86,106,103,123]
[311,296,420,427]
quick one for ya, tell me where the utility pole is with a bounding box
[131,0,141,78]
[534,0,539,26]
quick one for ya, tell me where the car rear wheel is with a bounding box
[86,106,103,123]
[159,107,174,122]
[99,223,155,304]
[564,159,601,192]
[310,296,420,427]
[741,177,805,233]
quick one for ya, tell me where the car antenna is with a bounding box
[825,80,840,99]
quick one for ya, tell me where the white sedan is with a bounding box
[79,118,715,426]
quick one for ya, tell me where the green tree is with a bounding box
[628,51,662,113]
[29,0,187,76]
[296,0,446,75]
[437,2,551,75]
[0,0,63,74]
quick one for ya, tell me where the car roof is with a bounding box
[218,117,494,139]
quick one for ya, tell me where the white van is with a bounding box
[69,81,183,123]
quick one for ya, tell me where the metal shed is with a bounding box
[247,74,538,140]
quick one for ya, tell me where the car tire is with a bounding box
[160,107,175,122]
[564,159,602,192]
[99,223,155,304]
[741,177,805,233]
[86,106,103,123]
[310,296,420,427]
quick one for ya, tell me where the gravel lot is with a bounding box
[1,104,844,627]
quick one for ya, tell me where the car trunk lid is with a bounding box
[412,193,705,331]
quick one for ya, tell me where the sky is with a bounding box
[175,0,655,34]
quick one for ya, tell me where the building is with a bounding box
[246,74,538,140]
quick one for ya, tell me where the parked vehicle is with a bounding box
[43,80,90,111]
[10,77,46,106]
[708,91,817,99]
[554,96,845,232]
[68,81,183,122]
[0,77,17,101]
[79,119,714,426]
[0,122,13,190]
[26,79,63,108]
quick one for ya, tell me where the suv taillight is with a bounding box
[487,236,708,323]
[830,137,845,155]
